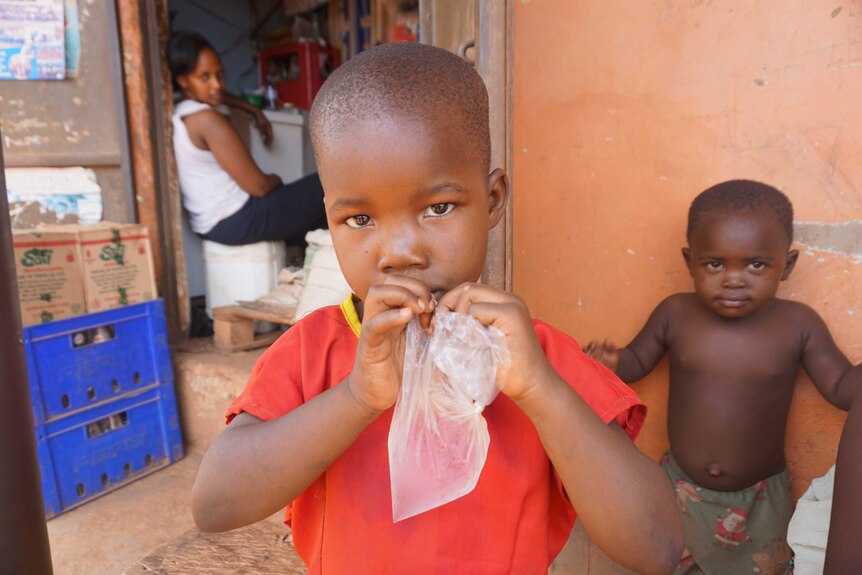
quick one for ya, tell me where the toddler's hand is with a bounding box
[583,340,620,372]
[349,275,435,413]
[437,283,552,403]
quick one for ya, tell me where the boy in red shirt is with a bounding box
[191,42,683,574]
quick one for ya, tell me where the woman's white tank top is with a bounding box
[171,99,249,234]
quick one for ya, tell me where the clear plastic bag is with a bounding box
[388,309,510,522]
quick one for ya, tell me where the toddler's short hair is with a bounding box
[309,42,491,170]
[687,180,794,244]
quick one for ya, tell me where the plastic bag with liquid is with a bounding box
[388,309,510,522]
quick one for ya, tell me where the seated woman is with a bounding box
[168,31,327,246]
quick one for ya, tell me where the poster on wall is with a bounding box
[0,0,65,80]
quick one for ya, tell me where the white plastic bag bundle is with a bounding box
[388,309,510,522]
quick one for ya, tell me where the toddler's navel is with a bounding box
[708,463,722,477]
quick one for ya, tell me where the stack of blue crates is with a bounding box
[23,299,184,518]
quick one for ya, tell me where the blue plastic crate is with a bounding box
[22,300,184,517]
[35,385,183,517]
[24,300,173,426]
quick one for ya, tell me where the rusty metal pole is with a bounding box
[0,137,54,572]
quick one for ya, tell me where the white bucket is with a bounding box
[202,240,286,327]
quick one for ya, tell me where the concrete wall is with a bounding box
[513,0,861,500]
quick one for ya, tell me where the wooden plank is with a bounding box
[232,301,298,323]
[213,303,295,352]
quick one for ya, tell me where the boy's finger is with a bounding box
[380,275,435,312]
[361,307,413,344]
[437,282,510,315]
[366,283,430,316]
[418,310,433,332]
[460,301,526,336]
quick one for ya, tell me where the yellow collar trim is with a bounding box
[340,294,361,338]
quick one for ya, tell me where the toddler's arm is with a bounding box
[439,284,683,575]
[585,297,674,383]
[191,275,435,532]
[824,390,862,573]
[799,307,862,410]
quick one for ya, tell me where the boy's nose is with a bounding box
[377,231,427,273]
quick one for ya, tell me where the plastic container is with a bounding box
[202,240,286,317]
[23,299,184,517]
[24,300,173,424]
[34,385,183,517]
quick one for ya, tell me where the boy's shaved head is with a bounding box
[310,42,491,170]
[687,180,794,245]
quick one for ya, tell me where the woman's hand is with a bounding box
[253,109,273,146]
[348,275,435,413]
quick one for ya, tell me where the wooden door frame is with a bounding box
[117,0,190,342]
[420,0,513,290]
[477,0,513,291]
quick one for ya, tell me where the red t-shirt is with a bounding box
[227,298,646,574]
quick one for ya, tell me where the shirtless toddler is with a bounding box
[586,180,862,575]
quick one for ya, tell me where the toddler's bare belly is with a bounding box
[669,418,787,491]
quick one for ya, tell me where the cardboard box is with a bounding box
[13,230,87,326]
[37,222,158,314]
[76,223,158,313]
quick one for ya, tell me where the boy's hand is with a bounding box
[437,283,553,403]
[583,340,620,372]
[349,275,435,413]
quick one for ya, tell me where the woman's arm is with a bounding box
[183,109,282,197]
[222,91,273,146]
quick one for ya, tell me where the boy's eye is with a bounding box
[748,261,766,270]
[345,215,372,228]
[705,262,724,271]
[424,203,454,217]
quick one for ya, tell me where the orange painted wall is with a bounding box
[512,0,861,499]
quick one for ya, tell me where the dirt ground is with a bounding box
[46,452,202,574]
[48,455,199,575]
[45,449,293,574]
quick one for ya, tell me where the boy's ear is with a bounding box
[681,247,694,276]
[781,249,799,280]
[486,168,509,229]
